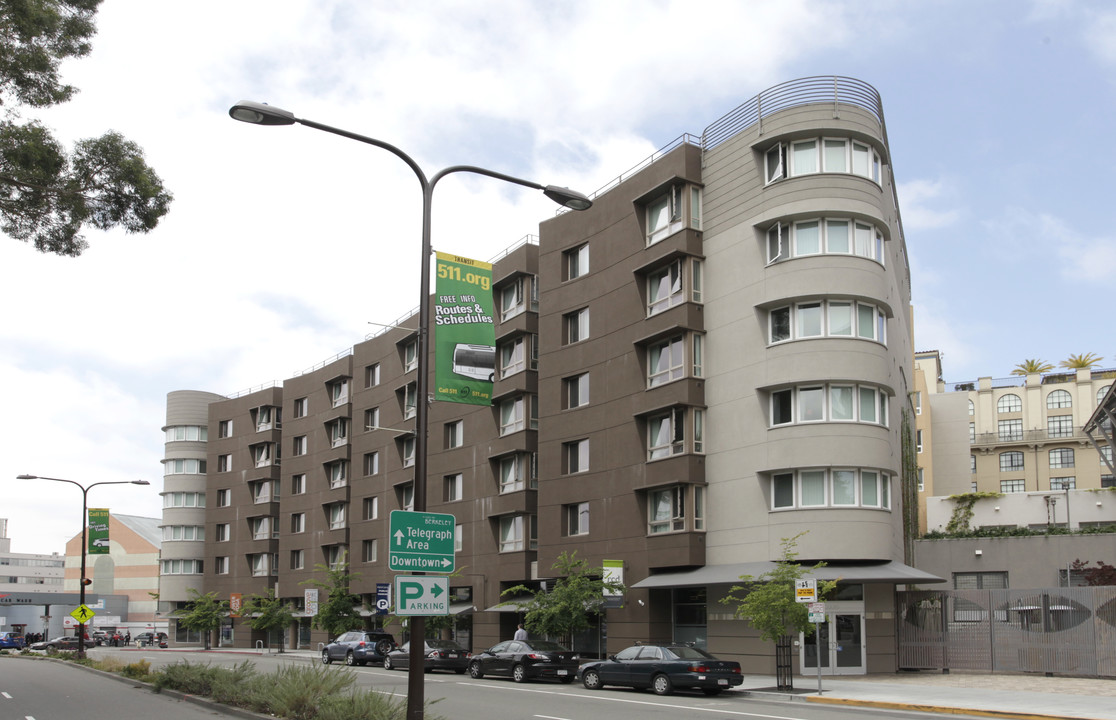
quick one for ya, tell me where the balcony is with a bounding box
[973,427,1087,448]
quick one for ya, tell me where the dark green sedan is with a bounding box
[577,643,743,696]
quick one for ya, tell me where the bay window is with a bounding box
[772,468,890,510]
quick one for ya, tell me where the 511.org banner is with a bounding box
[88,508,109,554]
[434,251,495,406]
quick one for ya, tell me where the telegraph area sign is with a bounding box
[389,510,456,572]
[394,576,449,616]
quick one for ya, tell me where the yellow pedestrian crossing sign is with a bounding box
[70,604,95,623]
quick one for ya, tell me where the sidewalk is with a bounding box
[740,670,1116,720]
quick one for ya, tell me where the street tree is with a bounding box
[0,0,172,256]
[239,588,296,653]
[501,551,624,648]
[179,589,227,650]
[719,535,837,683]
[300,556,363,639]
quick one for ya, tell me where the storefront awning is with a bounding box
[449,602,475,615]
[484,595,533,612]
[632,560,945,589]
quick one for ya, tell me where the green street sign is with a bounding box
[394,576,449,616]
[388,510,456,573]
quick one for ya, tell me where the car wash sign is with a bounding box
[434,251,494,406]
[88,508,110,554]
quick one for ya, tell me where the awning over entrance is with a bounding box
[631,560,945,589]
[484,595,532,612]
[449,602,475,615]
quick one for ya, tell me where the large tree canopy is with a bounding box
[0,0,172,256]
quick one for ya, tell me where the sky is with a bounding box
[3,0,1115,554]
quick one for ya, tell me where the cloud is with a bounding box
[897,178,961,231]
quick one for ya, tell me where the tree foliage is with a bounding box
[179,589,228,650]
[1071,559,1116,586]
[1060,352,1103,370]
[0,0,172,255]
[300,557,363,639]
[1011,358,1054,376]
[719,534,837,644]
[239,588,296,652]
[501,551,624,647]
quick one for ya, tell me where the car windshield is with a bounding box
[525,640,568,651]
[664,645,715,660]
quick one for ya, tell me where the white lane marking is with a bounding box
[456,682,802,720]
[1,692,11,698]
[535,716,572,720]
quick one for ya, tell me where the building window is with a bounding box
[564,307,589,344]
[401,435,416,468]
[165,458,207,475]
[291,474,305,495]
[565,502,589,536]
[969,399,975,416]
[217,454,232,472]
[400,482,414,511]
[999,451,1024,472]
[499,276,527,321]
[290,512,305,534]
[249,480,275,504]
[498,333,536,378]
[362,539,378,563]
[646,259,701,316]
[970,422,976,443]
[971,455,977,474]
[215,557,229,575]
[402,339,418,373]
[250,516,275,540]
[293,436,307,456]
[1051,477,1076,490]
[766,218,885,265]
[771,469,890,510]
[327,460,348,489]
[166,425,208,442]
[163,491,206,508]
[953,572,1008,590]
[1102,475,1115,488]
[769,384,888,427]
[1047,415,1073,439]
[161,525,205,542]
[563,439,589,474]
[455,524,463,552]
[1000,478,1025,493]
[445,420,463,449]
[1045,389,1072,409]
[444,473,463,502]
[363,452,379,476]
[564,243,589,280]
[769,300,886,344]
[646,185,684,245]
[215,523,229,542]
[1049,448,1075,469]
[499,515,526,552]
[326,418,349,448]
[649,486,686,534]
[764,136,881,185]
[916,429,923,453]
[218,419,232,438]
[161,559,203,575]
[914,391,922,415]
[290,550,304,570]
[251,443,275,468]
[328,502,347,530]
[647,335,684,387]
[252,406,277,432]
[1099,386,1112,405]
[216,489,230,507]
[563,373,589,409]
[402,383,417,420]
[292,397,307,418]
[917,467,925,492]
[647,407,705,459]
[998,419,1023,442]
[325,545,346,571]
[498,453,535,493]
[498,395,536,435]
[328,378,349,408]
[997,393,1022,413]
[363,496,379,520]
[365,363,381,388]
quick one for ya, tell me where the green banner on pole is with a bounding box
[88,508,109,554]
[434,252,495,405]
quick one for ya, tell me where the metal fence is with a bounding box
[897,588,1116,677]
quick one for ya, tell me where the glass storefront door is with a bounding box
[801,612,865,674]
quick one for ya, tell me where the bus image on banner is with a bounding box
[452,343,495,382]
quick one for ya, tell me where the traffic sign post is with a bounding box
[795,579,817,603]
[389,510,456,572]
[393,576,449,616]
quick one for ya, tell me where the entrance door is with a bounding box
[801,612,865,675]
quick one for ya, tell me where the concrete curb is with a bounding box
[803,695,1104,720]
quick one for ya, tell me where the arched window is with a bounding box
[968,399,974,416]
[1046,389,1072,409]
[1099,385,1111,406]
[997,394,1022,413]
[999,451,1024,472]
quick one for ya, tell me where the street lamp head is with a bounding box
[229,100,297,126]
[543,185,593,211]
[132,480,151,486]
[16,474,37,479]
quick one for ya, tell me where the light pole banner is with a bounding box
[88,508,109,554]
[434,251,495,406]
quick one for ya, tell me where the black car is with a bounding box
[467,640,578,683]
[576,643,743,696]
[383,639,471,673]
[135,631,168,647]
[321,630,396,666]
[30,635,82,651]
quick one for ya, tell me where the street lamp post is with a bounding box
[17,474,150,657]
[229,100,592,720]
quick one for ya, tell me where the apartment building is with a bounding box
[164,77,929,674]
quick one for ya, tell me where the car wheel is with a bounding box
[468,661,484,679]
[652,673,674,696]
[345,651,356,666]
[384,656,394,670]
[582,670,602,689]
[321,649,332,665]
[512,664,527,683]
[376,639,393,656]
[702,688,723,696]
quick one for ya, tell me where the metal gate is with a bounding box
[897,587,1116,677]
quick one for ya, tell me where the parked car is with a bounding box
[576,642,743,696]
[0,631,25,649]
[384,639,471,673]
[467,640,578,683]
[321,630,396,666]
[135,631,168,647]
[30,635,82,651]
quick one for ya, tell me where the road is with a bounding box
[31,647,993,720]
